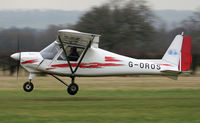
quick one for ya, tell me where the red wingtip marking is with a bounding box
[21,59,38,64]
[105,57,121,62]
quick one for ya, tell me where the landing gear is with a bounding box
[67,83,79,95]
[67,76,79,95]
[23,73,35,92]
[51,74,79,95]
[23,81,34,92]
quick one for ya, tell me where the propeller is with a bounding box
[16,34,21,79]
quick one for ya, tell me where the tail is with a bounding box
[162,33,192,72]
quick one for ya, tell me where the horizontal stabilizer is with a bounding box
[161,70,180,80]
[161,70,181,75]
[166,75,178,80]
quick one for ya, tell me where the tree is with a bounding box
[72,0,156,56]
[171,10,200,73]
[179,10,200,55]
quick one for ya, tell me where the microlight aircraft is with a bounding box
[10,30,192,95]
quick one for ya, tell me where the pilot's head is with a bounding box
[70,47,77,52]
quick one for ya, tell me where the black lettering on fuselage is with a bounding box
[129,61,133,67]
[129,61,161,70]
[140,63,144,68]
[151,64,155,69]
[145,63,150,69]
[156,65,161,70]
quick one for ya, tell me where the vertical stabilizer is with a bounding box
[162,35,183,66]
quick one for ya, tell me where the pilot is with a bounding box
[68,47,79,61]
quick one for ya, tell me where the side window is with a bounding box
[57,46,84,61]
[57,50,66,60]
[40,42,60,60]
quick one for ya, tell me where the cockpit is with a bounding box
[40,41,84,61]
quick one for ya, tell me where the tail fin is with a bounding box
[162,34,192,71]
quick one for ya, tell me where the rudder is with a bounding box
[180,36,192,71]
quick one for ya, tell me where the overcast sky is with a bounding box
[0,0,199,11]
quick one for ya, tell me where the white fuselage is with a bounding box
[19,47,176,77]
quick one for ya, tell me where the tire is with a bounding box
[23,81,34,92]
[67,83,79,95]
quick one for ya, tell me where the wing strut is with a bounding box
[58,36,73,73]
[73,38,93,74]
[53,30,98,95]
[58,35,95,77]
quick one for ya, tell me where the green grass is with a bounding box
[0,90,200,123]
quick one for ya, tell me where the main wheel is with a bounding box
[67,83,79,95]
[23,82,34,92]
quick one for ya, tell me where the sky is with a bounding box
[0,0,199,11]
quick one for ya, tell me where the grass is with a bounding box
[0,76,200,123]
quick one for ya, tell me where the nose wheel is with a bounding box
[23,81,34,92]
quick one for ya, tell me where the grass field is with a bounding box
[0,76,200,123]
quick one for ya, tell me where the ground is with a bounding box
[0,75,200,123]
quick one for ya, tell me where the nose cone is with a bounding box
[10,53,20,60]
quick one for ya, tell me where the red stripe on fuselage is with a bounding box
[51,62,124,69]
[46,68,55,70]
[159,64,172,66]
[21,59,38,64]
[105,57,121,62]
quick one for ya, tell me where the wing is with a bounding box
[57,29,100,48]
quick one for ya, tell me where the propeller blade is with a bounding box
[16,34,21,79]
[16,57,20,79]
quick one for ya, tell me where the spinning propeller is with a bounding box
[16,35,21,78]
[10,34,21,78]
